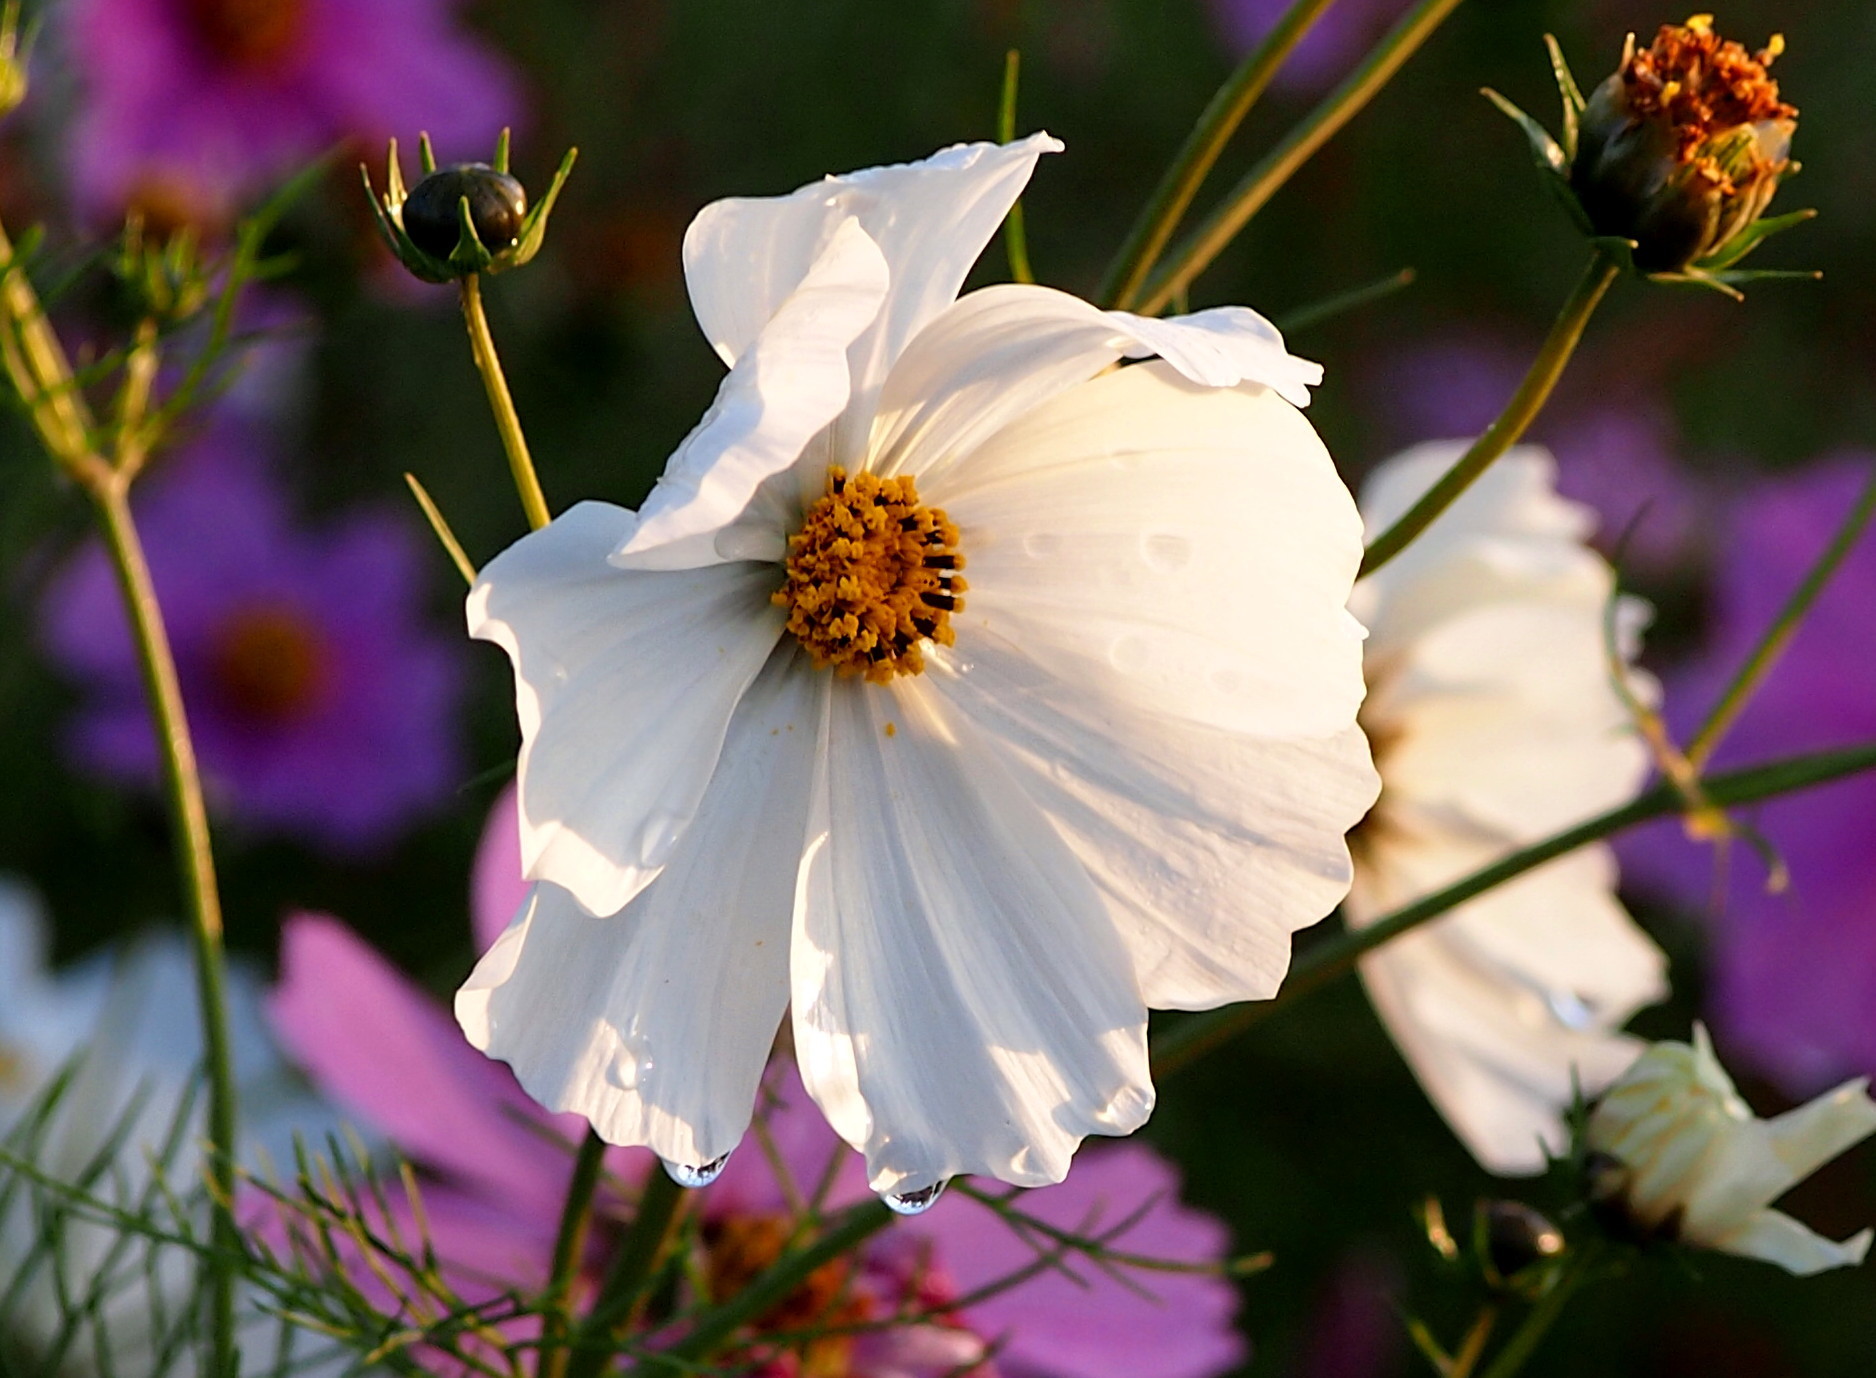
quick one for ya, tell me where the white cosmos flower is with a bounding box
[1586,1026,1876,1275]
[1346,444,1668,1175]
[0,879,347,1374]
[456,136,1378,1201]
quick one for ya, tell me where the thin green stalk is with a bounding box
[1359,251,1619,577]
[1477,1242,1602,1378]
[540,1130,610,1378]
[997,50,1035,285]
[460,272,551,532]
[1101,0,1340,310]
[1134,0,1468,315]
[651,1199,894,1372]
[1150,738,1876,1076]
[90,479,241,1378]
[564,1167,689,1378]
[1686,463,1876,769]
[0,207,241,1378]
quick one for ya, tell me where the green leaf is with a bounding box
[1696,207,1817,271]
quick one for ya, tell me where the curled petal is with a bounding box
[615,217,890,570]
[683,134,1062,409]
[457,649,820,1167]
[468,501,783,917]
[1108,305,1322,405]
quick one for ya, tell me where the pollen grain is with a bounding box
[774,467,966,684]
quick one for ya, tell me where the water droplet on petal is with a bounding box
[662,1150,732,1188]
[1022,531,1061,560]
[1141,532,1192,572]
[883,1180,948,1215]
[1546,990,1596,1031]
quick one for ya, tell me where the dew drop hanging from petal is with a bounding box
[882,1180,948,1215]
[663,1151,733,1188]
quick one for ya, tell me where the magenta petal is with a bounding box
[472,784,530,955]
[908,1142,1246,1378]
[268,913,572,1212]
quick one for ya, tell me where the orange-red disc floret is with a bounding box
[1623,15,1795,162]
[774,467,967,685]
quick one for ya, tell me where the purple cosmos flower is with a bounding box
[40,427,467,853]
[64,0,521,221]
[263,788,1247,1377]
[1619,458,1876,1093]
[1207,0,1414,91]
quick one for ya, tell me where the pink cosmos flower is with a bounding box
[39,425,468,853]
[64,0,521,221]
[263,787,1246,1376]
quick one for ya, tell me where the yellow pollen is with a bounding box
[773,467,966,685]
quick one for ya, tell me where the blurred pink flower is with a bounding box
[261,788,1247,1376]
[1619,459,1876,1094]
[39,427,468,853]
[64,0,521,220]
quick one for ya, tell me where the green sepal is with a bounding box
[1695,207,1817,271]
[506,146,579,272]
[1589,235,1641,273]
[448,193,499,276]
[1542,33,1586,162]
[1483,86,1568,177]
[493,126,512,176]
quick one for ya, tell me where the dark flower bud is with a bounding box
[363,129,576,283]
[1572,16,1796,274]
[402,163,527,261]
[1474,1199,1567,1296]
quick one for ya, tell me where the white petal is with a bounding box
[868,284,1141,489]
[683,134,1061,411]
[614,217,889,570]
[1350,824,1665,1174]
[1108,305,1322,405]
[1715,1211,1873,1276]
[468,502,784,917]
[456,650,822,1166]
[930,359,1368,739]
[1370,595,1651,839]
[929,634,1375,1008]
[790,675,1151,1194]
[1685,1075,1876,1234]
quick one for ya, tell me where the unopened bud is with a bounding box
[402,164,528,261]
[1474,1199,1566,1296]
[363,129,576,284]
[1572,16,1796,273]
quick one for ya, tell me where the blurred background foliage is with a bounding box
[1,0,1872,1372]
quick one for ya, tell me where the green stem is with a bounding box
[1100,0,1340,310]
[998,50,1035,286]
[1133,0,1468,315]
[565,1167,690,1378]
[651,1199,894,1372]
[90,479,241,1378]
[1478,1242,1602,1378]
[1685,464,1876,770]
[1359,251,1619,577]
[540,1130,609,1378]
[1150,738,1876,1076]
[460,272,552,532]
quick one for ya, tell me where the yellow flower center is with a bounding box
[773,467,966,685]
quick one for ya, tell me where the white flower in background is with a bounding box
[1586,1027,1876,1274]
[0,879,343,1374]
[1346,444,1668,1174]
[457,135,1377,1203]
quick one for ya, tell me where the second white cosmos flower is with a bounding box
[1348,444,1668,1175]
[457,135,1377,1201]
